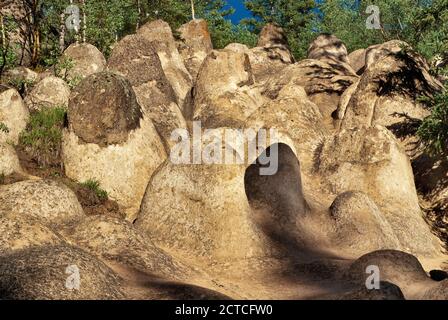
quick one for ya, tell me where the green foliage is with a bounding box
[418,86,448,156]
[55,57,75,80]
[243,0,317,59]
[204,1,257,48]
[79,179,108,200]
[317,0,448,59]
[19,107,66,167]
[7,78,36,95]
[0,15,18,75]
[0,122,9,134]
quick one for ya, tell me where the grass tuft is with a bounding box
[79,179,108,201]
[19,106,66,167]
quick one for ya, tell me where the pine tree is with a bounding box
[243,0,317,59]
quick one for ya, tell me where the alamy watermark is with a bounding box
[169,122,280,176]
[365,1,434,30]
[365,265,381,290]
[65,264,80,291]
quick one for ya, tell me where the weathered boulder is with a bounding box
[339,281,405,300]
[0,245,124,299]
[107,34,186,150]
[263,59,358,130]
[421,280,448,300]
[315,125,442,256]
[338,43,443,159]
[62,43,106,80]
[3,66,39,84]
[136,158,272,261]
[413,154,448,242]
[245,24,295,84]
[67,72,143,147]
[328,191,401,255]
[0,211,65,255]
[246,83,327,176]
[137,20,193,110]
[344,250,433,298]
[137,85,327,260]
[0,179,84,227]
[364,40,406,70]
[63,72,167,221]
[0,143,22,176]
[225,35,294,85]
[308,34,350,65]
[348,48,366,74]
[257,23,289,48]
[62,215,183,279]
[193,50,264,128]
[340,47,442,131]
[177,19,213,80]
[0,85,29,144]
[24,76,70,111]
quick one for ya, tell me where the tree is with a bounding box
[317,0,448,59]
[0,1,18,78]
[243,0,317,59]
[418,85,448,156]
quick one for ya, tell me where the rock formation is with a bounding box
[108,34,186,150]
[177,19,213,80]
[0,20,447,300]
[0,85,29,144]
[62,72,166,221]
[24,76,71,111]
[62,43,107,81]
[137,20,193,110]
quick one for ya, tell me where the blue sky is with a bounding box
[224,0,253,24]
[223,0,328,24]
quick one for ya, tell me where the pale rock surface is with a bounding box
[338,44,443,159]
[108,34,186,150]
[0,244,124,299]
[3,66,39,84]
[0,85,29,144]
[62,215,184,279]
[193,49,264,128]
[63,72,167,221]
[315,125,442,256]
[0,179,84,227]
[24,76,70,111]
[138,20,193,110]
[263,59,358,130]
[0,211,65,255]
[308,34,350,65]
[62,43,106,80]
[136,159,272,261]
[328,191,401,255]
[177,19,213,80]
[344,250,435,299]
[0,143,22,176]
[348,48,366,74]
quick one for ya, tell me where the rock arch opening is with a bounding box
[244,143,308,225]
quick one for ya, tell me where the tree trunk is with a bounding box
[59,12,66,53]
[81,0,86,43]
[0,15,5,48]
[191,0,195,20]
[136,0,141,31]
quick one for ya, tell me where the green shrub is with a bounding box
[19,107,66,167]
[55,57,75,81]
[79,179,108,201]
[417,86,448,156]
[0,122,9,133]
